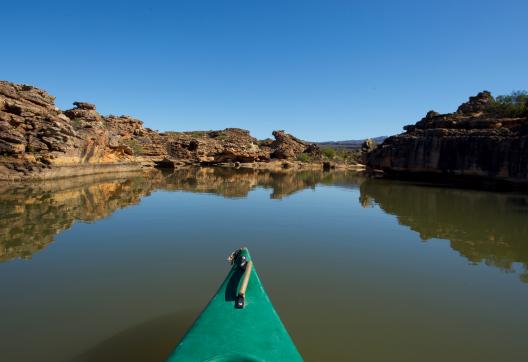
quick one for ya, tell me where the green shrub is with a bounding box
[487,90,528,117]
[296,153,310,162]
[212,133,228,140]
[321,147,336,159]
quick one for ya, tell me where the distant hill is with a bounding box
[315,136,387,150]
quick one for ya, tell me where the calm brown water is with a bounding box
[1,168,527,361]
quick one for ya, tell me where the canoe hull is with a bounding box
[166,248,302,361]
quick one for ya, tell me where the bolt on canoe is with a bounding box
[166,248,303,362]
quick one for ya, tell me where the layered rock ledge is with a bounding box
[0,81,336,180]
[367,91,528,184]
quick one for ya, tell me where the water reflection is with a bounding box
[360,178,528,282]
[161,167,363,199]
[2,168,528,362]
[0,172,154,263]
[0,168,362,263]
[1,168,527,283]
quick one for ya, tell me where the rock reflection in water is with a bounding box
[0,168,362,263]
[2,168,527,283]
[0,172,154,263]
[360,178,528,282]
[162,167,363,199]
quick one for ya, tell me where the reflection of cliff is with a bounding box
[161,167,363,199]
[360,179,528,282]
[0,168,363,262]
[0,172,158,262]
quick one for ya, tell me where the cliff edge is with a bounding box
[366,91,528,184]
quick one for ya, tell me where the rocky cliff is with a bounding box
[0,81,322,180]
[367,91,528,184]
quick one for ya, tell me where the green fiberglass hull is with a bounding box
[166,248,303,362]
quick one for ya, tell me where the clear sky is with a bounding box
[3,0,527,141]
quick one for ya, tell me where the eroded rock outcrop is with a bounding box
[367,91,528,184]
[0,80,325,180]
[0,81,158,179]
[268,130,321,159]
[163,128,268,164]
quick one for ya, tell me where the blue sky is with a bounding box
[3,0,527,141]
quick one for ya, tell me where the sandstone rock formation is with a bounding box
[367,91,528,184]
[360,138,377,164]
[268,130,321,159]
[0,80,324,180]
[0,81,153,180]
[163,128,268,164]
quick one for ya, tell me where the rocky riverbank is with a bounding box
[0,81,360,180]
[366,91,528,185]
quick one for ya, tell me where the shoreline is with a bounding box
[369,169,528,192]
[1,81,364,181]
[0,160,366,182]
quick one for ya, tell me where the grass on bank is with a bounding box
[322,146,360,164]
[297,146,361,164]
[296,153,311,162]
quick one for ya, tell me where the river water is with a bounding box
[0,168,527,361]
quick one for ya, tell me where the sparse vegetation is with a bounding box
[487,91,528,117]
[163,131,183,138]
[321,146,360,164]
[71,118,82,128]
[163,131,210,138]
[296,146,361,164]
[122,139,144,155]
[296,153,310,162]
[213,134,228,140]
[188,131,208,138]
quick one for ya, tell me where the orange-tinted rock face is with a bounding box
[270,130,319,159]
[162,128,267,164]
[367,91,528,183]
[0,81,323,180]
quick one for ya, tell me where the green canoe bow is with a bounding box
[166,248,303,362]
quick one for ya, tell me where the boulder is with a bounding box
[64,101,102,122]
[360,138,377,164]
[456,91,493,114]
[270,130,320,159]
[73,101,96,110]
